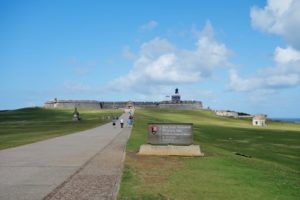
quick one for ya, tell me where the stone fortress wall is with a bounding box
[158,101,202,110]
[44,100,102,109]
[157,88,202,110]
[215,110,239,118]
[215,110,253,119]
[44,100,128,109]
[44,89,203,110]
[44,100,203,110]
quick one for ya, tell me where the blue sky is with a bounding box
[1,0,300,118]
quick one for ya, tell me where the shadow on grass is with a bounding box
[193,124,300,171]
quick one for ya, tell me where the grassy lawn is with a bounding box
[0,107,122,150]
[118,109,300,200]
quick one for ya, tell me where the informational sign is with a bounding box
[148,123,193,145]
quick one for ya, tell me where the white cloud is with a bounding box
[139,20,158,31]
[251,0,300,49]
[274,46,300,64]
[122,46,137,60]
[229,46,300,92]
[229,1,300,94]
[110,22,232,94]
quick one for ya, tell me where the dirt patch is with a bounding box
[125,152,183,185]
[127,152,181,169]
[143,175,167,184]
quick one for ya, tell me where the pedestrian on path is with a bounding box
[127,118,131,126]
[112,117,116,128]
[120,118,124,128]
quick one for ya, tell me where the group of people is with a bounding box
[112,113,134,128]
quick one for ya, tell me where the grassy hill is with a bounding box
[0,107,122,150]
[118,108,300,200]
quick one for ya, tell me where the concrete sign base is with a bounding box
[138,144,204,157]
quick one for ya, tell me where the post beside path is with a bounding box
[138,123,204,157]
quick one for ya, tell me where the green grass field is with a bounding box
[118,109,300,200]
[0,107,122,150]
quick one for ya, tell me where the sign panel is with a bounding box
[148,123,193,145]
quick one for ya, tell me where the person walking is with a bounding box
[127,117,131,126]
[120,118,124,128]
[112,117,116,128]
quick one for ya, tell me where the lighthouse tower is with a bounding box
[171,88,181,103]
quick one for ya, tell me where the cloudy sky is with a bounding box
[1,0,299,117]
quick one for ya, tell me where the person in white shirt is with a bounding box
[120,118,124,128]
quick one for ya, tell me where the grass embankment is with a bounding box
[0,107,122,150]
[118,109,300,200]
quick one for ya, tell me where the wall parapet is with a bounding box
[44,99,203,110]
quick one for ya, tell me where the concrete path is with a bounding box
[0,113,131,200]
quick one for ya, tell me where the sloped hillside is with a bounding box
[119,108,300,200]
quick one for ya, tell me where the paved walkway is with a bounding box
[0,113,131,200]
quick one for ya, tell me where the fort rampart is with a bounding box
[44,100,203,110]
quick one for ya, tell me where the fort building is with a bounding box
[252,114,267,126]
[215,110,253,119]
[158,88,202,110]
[44,88,203,110]
[215,110,239,118]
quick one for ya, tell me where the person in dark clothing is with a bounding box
[112,117,116,127]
